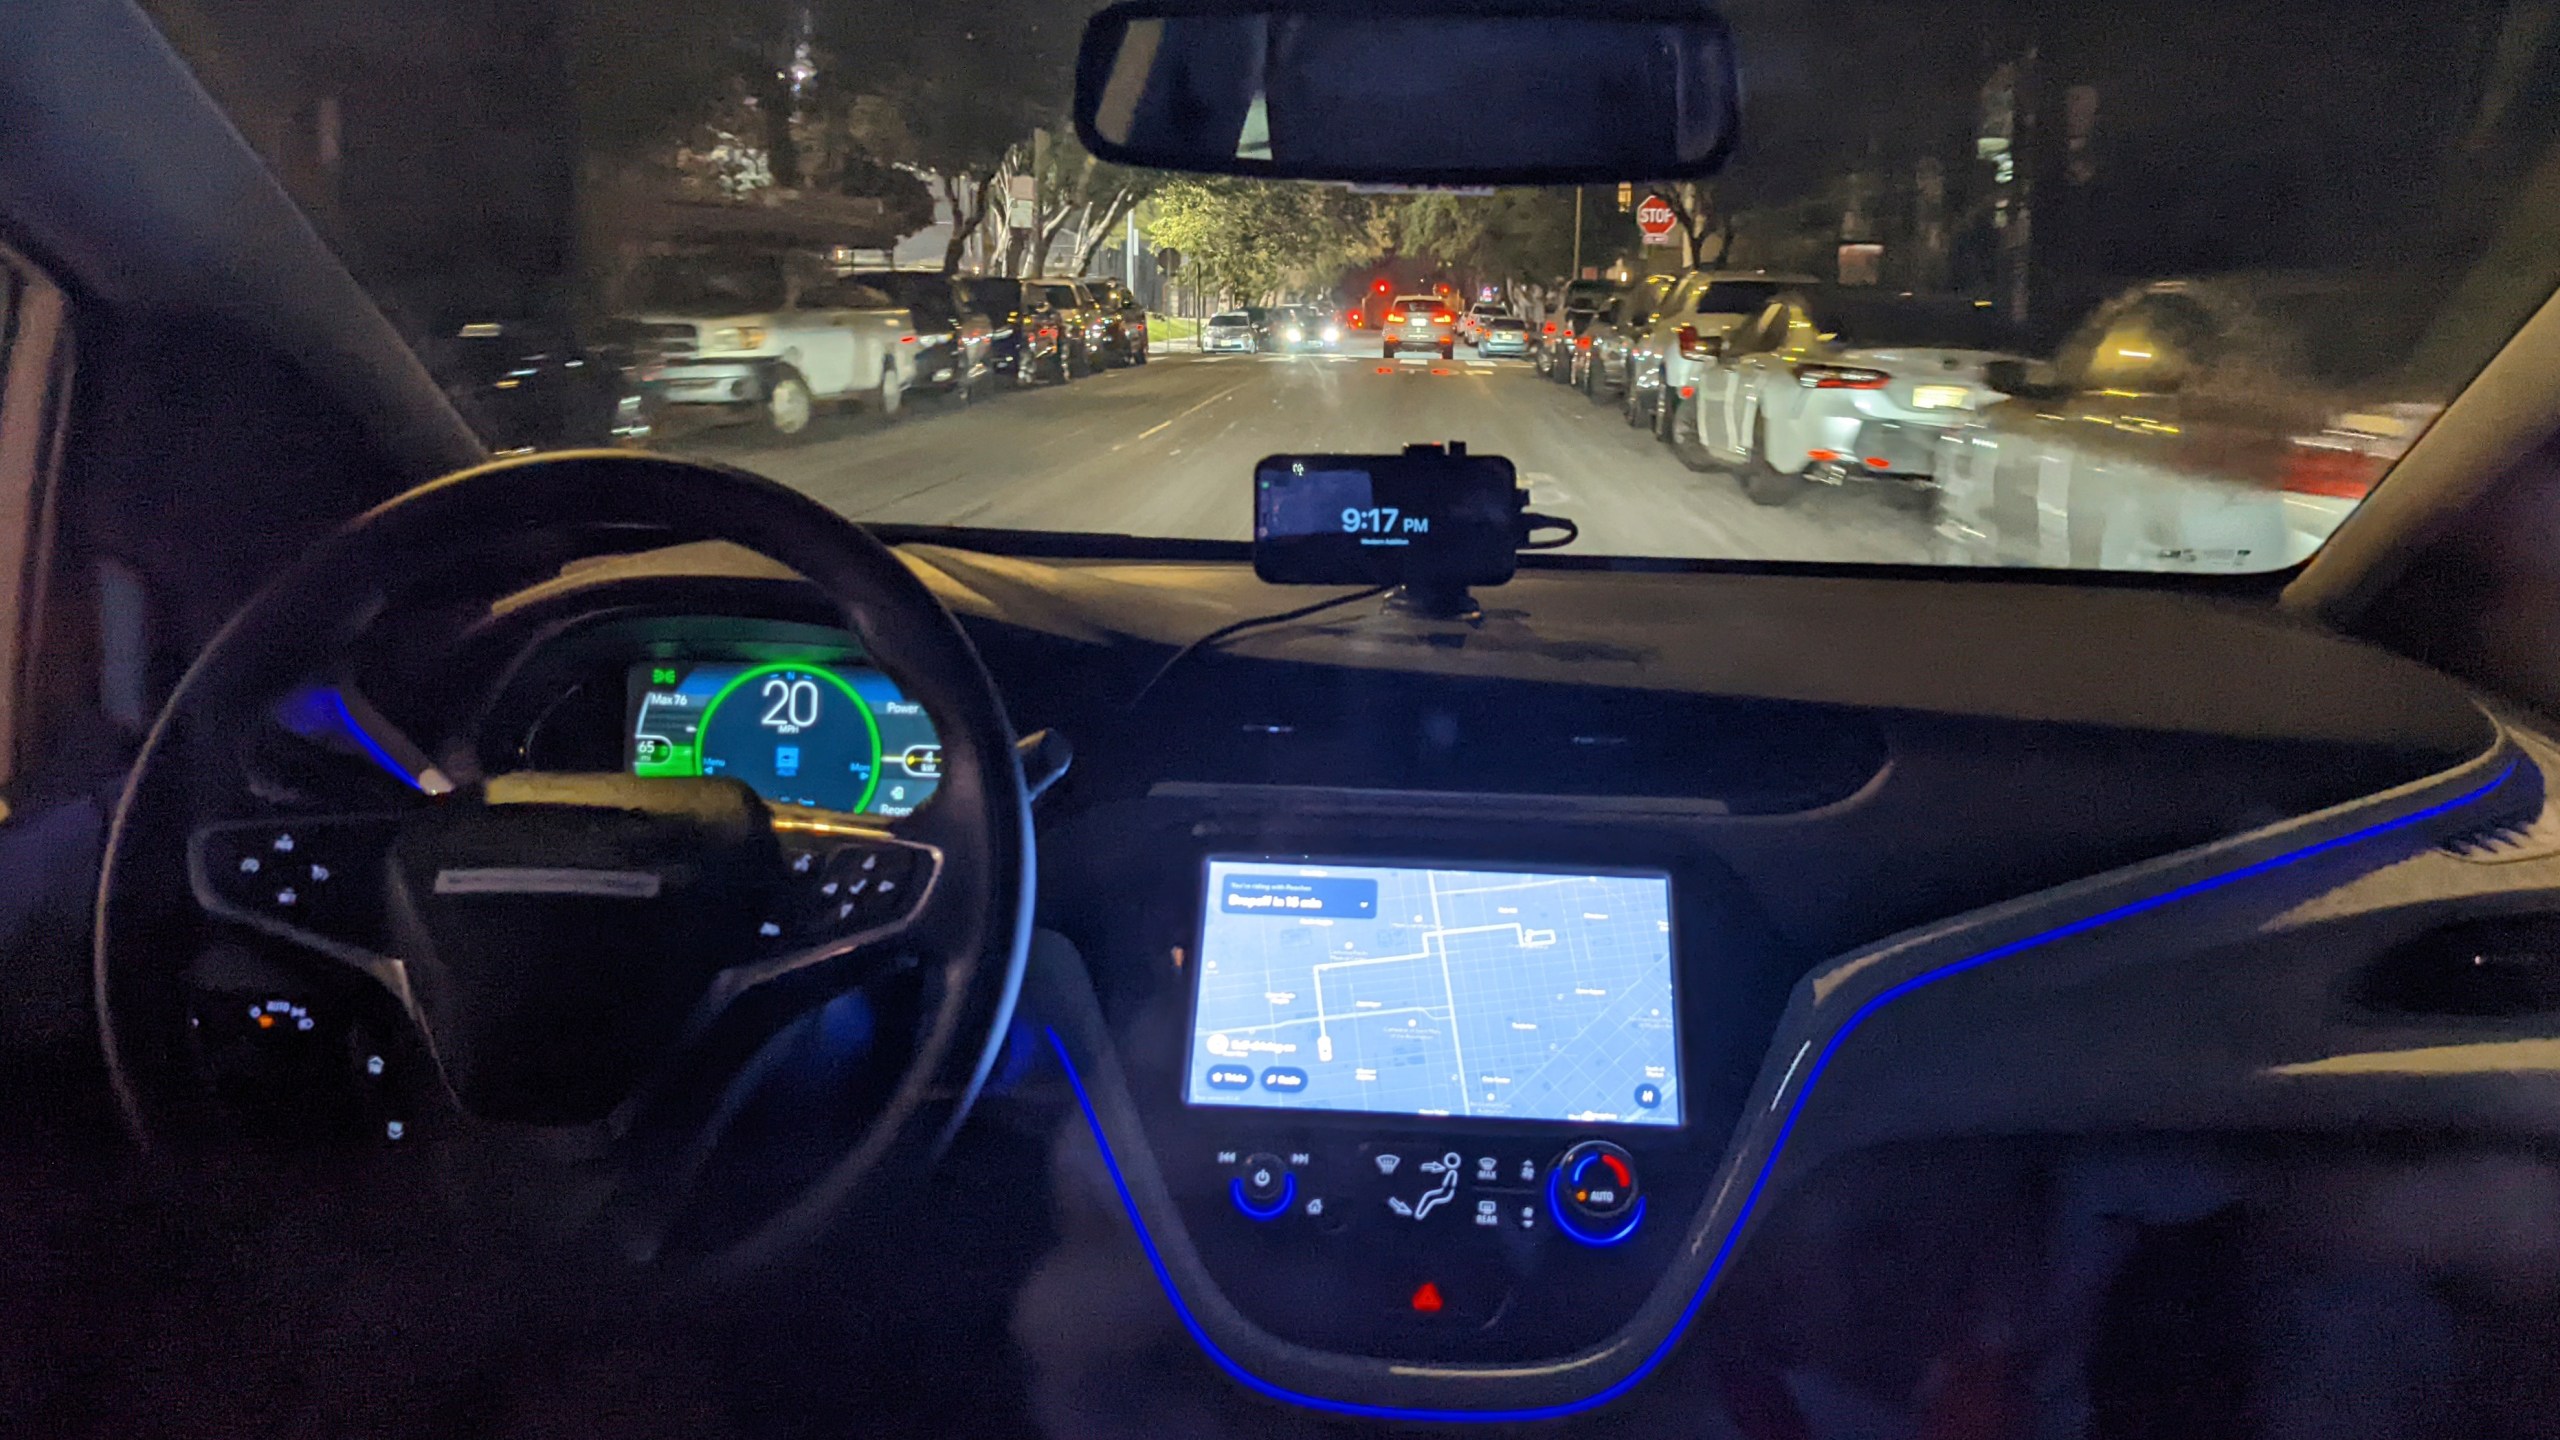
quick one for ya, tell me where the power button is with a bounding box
[1232,1152,1295,1221]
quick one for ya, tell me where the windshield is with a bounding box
[154,0,2560,574]
[627,257,788,315]
[1692,281,1785,315]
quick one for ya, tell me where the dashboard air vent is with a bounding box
[2355,917,2560,1019]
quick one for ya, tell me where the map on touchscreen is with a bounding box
[1188,860,1680,1126]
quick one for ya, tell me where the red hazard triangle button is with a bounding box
[1408,1281,1444,1314]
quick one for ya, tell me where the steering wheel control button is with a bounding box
[194,817,395,950]
[1550,1140,1645,1245]
[1231,1152,1295,1221]
[765,840,933,949]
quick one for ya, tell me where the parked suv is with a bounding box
[848,269,992,402]
[954,276,1068,387]
[1084,276,1151,366]
[620,250,918,436]
[1023,278,1109,375]
[1626,270,1816,435]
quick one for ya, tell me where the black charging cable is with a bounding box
[1519,512,1578,551]
[1126,584,1391,712]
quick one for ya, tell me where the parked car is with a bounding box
[847,269,992,402]
[1203,309,1264,353]
[1576,273,1676,400]
[1672,287,2025,506]
[1933,274,2449,570]
[620,251,918,436]
[1475,315,1531,358]
[1626,270,1815,435]
[1083,276,1151,366]
[1534,277,1616,378]
[1382,294,1456,357]
[952,276,1068,387]
[426,313,661,454]
[1022,278,1111,375]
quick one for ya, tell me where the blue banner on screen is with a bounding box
[1219,873,1379,918]
[1188,859,1681,1126]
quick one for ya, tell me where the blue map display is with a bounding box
[1188,860,1681,1126]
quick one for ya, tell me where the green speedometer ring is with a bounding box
[694,661,886,813]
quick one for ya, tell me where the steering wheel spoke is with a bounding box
[188,812,417,1000]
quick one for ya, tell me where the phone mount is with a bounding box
[1250,442,1574,620]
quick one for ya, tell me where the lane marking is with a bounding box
[1129,376,1251,444]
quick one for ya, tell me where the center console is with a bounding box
[1163,856,1705,1361]
[1031,797,1810,1409]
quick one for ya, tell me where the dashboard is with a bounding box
[269,546,2560,1427]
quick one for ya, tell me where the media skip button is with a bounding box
[1204,1065,1254,1090]
[1260,1067,1309,1093]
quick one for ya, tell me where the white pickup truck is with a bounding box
[620,253,920,436]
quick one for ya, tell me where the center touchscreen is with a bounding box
[1188,859,1680,1126]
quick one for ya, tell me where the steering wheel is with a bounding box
[93,452,1034,1281]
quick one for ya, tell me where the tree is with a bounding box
[808,0,1078,271]
[1396,189,1583,289]
[1146,180,1391,303]
[1005,129,1163,277]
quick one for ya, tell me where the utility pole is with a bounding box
[1571,188,1584,279]
[1030,127,1049,276]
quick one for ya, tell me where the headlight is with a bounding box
[1321,325,1341,342]
[1283,327,1303,342]
[706,326,767,352]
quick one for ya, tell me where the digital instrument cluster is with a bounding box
[626,658,942,816]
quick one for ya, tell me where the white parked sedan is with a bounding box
[1672,288,2024,506]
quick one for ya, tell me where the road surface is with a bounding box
[670,347,1939,563]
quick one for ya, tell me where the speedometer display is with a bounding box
[626,660,942,816]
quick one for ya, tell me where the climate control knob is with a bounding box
[1548,1140,1643,1245]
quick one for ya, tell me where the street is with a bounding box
[671,348,1941,563]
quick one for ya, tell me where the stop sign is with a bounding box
[1636,194,1678,243]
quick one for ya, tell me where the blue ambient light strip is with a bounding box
[1047,757,2523,1424]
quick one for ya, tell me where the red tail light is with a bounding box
[1793,363,1891,390]
[1387,311,1407,323]
[1543,321,1557,334]
[1576,334,1593,349]
[2280,443,2390,499]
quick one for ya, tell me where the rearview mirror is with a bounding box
[1074,0,1741,186]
